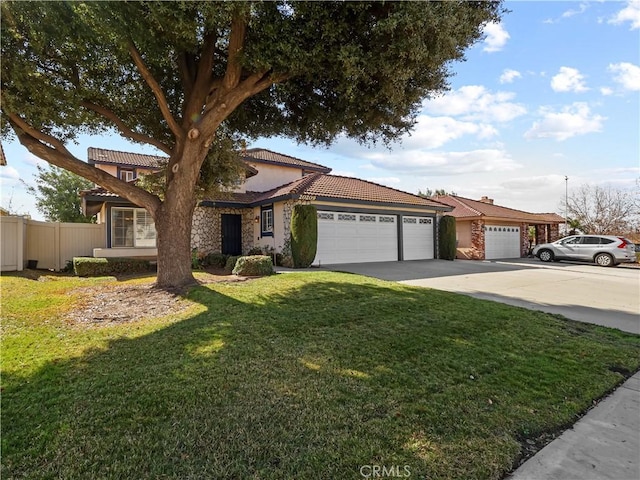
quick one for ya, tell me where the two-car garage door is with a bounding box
[314,211,434,265]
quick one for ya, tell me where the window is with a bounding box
[582,237,601,245]
[111,208,156,247]
[119,169,136,182]
[261,206,273,236]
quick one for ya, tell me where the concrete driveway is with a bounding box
[326,258,640,334]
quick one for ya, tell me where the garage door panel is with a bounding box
[402,216,434,261]
[315,211,397,265]
[485,225,521,259]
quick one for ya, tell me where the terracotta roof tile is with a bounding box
[88,147,166,169]
[434,195,564,223]
[242,148,331,173]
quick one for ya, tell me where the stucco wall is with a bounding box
[456,220,473,248]
[244,163,303,192]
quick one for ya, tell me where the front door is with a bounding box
[221,214,242,255]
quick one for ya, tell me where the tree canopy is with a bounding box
[25,164,95,223]
[1,1,504,287]
[562,183,639,235]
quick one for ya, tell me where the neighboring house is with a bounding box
[433,195,564,260]
[81,147,453,265]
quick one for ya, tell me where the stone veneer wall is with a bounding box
[520,223,529,257]
[470,219,485,260]
[191,206,254,255]
[549,224,560,242]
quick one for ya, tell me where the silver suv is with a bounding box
[532,235,636,267]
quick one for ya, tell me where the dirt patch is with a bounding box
[66,268,250,326]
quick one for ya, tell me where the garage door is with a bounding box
[402,216,434,260]
[485,225,521,259]
[314,211,397,265]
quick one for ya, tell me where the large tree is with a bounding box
[562,183,639,235]
[1,1,503,288]
[25,164,95,223]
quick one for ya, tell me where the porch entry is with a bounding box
[221,214,242,255]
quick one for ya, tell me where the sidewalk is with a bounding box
[507,372,640,480]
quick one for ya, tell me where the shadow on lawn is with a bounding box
[3,276,639,480]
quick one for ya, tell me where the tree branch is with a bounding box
[128,41,184,141]
[8,117,161,215]
[81,100,172,155]
[7,111,73,157]
[222,12,247,91]
[183,31,218,127]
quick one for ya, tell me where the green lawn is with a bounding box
[2,270,639,480]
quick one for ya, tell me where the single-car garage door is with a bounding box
[402,216,434,260]
[485,225,521,259]
[315,211,397,265]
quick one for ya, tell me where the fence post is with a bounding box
[17,216,25,271]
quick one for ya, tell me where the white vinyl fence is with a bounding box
[1,217,105,271]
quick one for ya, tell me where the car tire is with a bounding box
[538,249,554,262]
[594,253,615,267]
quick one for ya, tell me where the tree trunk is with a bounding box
[153,143,204,289]
[154,206,196,289]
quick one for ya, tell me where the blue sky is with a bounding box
[2,0,639,220]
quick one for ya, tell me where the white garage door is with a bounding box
[314,211,398,265]
[485,225,521,259]
[402,216,434,260]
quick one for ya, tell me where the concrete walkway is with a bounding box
[314,259,640,480]
[507,372,640,480]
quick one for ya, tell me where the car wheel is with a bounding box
[594,253,614,267]
[538,249,554,262]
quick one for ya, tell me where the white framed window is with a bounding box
[261,206,274,236]
[119,169,136,182]
[111,207,156,247]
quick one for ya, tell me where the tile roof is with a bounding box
[210,174,452,210]
[434,195,564,223]
[242,148,331,173]
[88,147,167,169]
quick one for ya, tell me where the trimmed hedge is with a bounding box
[290,204,318,268]
[438,215,457,261]
[73,257,152,277]
[224,255,241,273]
[204,253,229,269]
[232,255,274,276]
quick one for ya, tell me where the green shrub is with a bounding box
[73,257,151,277]
[438,215,457,261]
[247,246,263,255]
[224,255,241,273]
[205,253,229,269]
[636,252,640,264]
[232,255,274,276]
[290,205,318,268]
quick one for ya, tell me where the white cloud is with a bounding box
[365,148,521,176]
[424,86,526,123]
[482,22,510,52]
[551,67,589,93]
[23,152,47,167]
[0,166,22,188]
[0,165,20,180]
[402,115,497,149]
[608,62,640,91]
[600,86,614,96]
[499,69,522,84]
[365,176,401,186]
[525,103,605,141]
[609,0,640,29]
[562,2,589,19]
[501,175,568,191]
